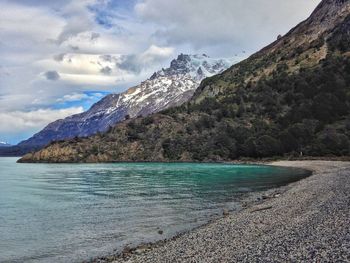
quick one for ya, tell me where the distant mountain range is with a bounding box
[0,142,11,147]
[16,54,232,149]
[19,0,350,163]
[0,54,233,157]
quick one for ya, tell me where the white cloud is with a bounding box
[118,45,174,73]
[56,93,89,103]
[0,1,168,113]
[0,2,64,67]
[0,2,64,42]
[37,53,122,77]
[55,0,97,44]
[0,107,84,133]
[56,92,105,104]
[33,44,173,87]
[0,0,322,143]
[140,45,174,64]
[59,73,123,86]
[135,0,321,54]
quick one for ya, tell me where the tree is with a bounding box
[242,137,257,157]
[316,129,350,155]
[255,135,282,157]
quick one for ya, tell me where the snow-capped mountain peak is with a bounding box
[150,54,232,81]
[19,54,235,148]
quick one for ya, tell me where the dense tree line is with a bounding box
[74,53,350,162]
[151,54,350,160]
[20,13,350,163]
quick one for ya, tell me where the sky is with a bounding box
[0,0,321,144]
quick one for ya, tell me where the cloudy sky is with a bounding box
[0,0,320,144]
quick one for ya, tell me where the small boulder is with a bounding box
[223,208,230,217]
[135,246,147,254]
[122,245,132,257]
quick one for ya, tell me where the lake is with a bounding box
[0,158,310,262]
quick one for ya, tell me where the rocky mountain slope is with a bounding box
[194,0,350,102]
[19,0,350,163]
[17,54,232,149]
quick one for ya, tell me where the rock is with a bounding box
[122,245,132,257]
[135,247,147,254]
[250,206,273,213]
[223,209,230,217]
[158,230,164,235]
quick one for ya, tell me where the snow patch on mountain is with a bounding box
[19,54,235,147]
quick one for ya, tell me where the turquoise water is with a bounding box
[0,158,309,263]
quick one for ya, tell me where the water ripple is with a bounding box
[0,158,309,263]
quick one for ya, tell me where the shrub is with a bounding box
[255,135,282,157]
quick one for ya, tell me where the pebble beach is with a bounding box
[103,161,350,263]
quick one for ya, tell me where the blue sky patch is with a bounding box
[54,91,110,111]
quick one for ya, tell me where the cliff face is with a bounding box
[19,0,350,163]
[18,54,232,149]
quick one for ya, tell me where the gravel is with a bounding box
[109,161,350,263]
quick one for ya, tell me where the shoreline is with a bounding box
[16,155,350,164]
[88,160,350,263]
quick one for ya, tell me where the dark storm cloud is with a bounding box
[44,71,60,81]
[100,66,112,75]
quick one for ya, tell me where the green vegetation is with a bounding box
[19,12,350,163]
[161,55,350,160]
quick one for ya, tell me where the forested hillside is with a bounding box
[19,0,350,163]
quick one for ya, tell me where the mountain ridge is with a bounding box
[19,0,350,163]
[194,0,350,101]
[17,54,232,149]
[0,142,11,147]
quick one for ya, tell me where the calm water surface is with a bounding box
[0,158,309,262]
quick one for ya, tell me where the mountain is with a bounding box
[0,142,11,147]
[17,54,232,149]
[0,142,25,157]
[194,0,350,102]
[19,0,350,163]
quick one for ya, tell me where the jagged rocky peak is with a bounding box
[150,53,232,81]
[17,53,234,150]
[17,0,350,163]
[169,54,192,73]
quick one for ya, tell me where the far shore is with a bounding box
[88,160,350,263]
[15,154,350,164]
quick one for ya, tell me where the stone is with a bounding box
[223,209,230,217]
